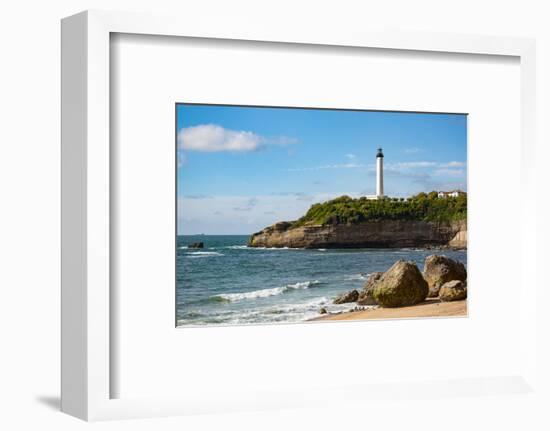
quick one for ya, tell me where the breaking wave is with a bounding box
[344,273,371,281]
[212,280,321,302]
[185,251,224,258]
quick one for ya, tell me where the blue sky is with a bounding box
[177,104,467,235]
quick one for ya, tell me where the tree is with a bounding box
[292,192,467,227]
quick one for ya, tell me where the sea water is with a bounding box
[176,235,467,327]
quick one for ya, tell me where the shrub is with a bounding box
[292,192,467,227]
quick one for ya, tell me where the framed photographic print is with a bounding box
[176,103,468,327]
[61,10,539,421]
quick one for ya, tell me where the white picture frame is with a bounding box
[61,9,538,421]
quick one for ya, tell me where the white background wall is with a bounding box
[1,1,549,430]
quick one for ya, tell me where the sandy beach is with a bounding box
[311,298,467,321]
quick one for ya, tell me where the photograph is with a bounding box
[1,1,542,427]
[176,104,467,327]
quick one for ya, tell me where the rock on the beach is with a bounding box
[333,289,359,304]
[319,307,328,314]
[439,280,467,302]
[372,260,429,308]
[188,242,204,249]
[423,255,467,297]
[357,272,383,305]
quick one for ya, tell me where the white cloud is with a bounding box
[270,192,315,201]
[177,192,363,234]
[295,193,315,201]
[233,197,259,212]
[287,163,365,172]
[184,194,211,199]
[440,161,466,168]
[389,161,438,169]
[434,168,465,177]
[373,167,430,179]
[178,124,298,153]
[345,153,357,160]
[287,160,467,179]
[178,124,261,152]
[386,160,466,173]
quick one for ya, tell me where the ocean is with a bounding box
[176,235,467,327]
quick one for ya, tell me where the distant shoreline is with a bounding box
[178,234,466,251]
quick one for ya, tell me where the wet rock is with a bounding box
[188,242,204,249]
[333,289,359,304]
[319,307,328,314]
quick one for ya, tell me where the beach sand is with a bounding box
[311,298,467,321]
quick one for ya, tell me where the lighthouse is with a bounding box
[376,148,384,199]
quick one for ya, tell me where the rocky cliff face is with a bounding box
[447,220,467,248]
[248,219,467,249]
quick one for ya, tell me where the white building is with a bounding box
[437,190,466,198]
[365,148,385,200]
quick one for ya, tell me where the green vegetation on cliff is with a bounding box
[292,192,467,227]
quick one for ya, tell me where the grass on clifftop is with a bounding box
[292,192,467,227]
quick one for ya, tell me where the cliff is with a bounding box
[248,219,467,249]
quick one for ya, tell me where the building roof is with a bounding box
[438,190,466,195]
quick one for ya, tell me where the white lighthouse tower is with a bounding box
[376,148,384,199]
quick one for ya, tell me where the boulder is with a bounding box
[188,242,204,249]
[357,272,383,305]
[333,289,359,304]
[439,280,467,302]
[319,307,328,314]
[372,260,429,308]
[423,255,467,297]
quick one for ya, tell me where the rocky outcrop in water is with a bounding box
[333,289,359,304]
[188,242,204,249]
[248,219,466,249]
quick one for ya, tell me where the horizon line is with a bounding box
[178,233,253,236]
